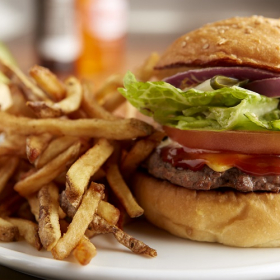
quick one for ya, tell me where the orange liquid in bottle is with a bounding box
[75,0,128,83]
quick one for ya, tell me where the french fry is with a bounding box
[135,52,160,82]
[91,167,106,182]
[35,136,78,169]
[26,192,39,222]
[0,111,154,139]
[58,206,66,220]
[0,57,160,265]
[28,189,65,221]
[0,217,19,242]
[0,59,48,101]
[52,182,104,260]
[91,215,157,257]
[0,142,25,157]
[102,92,126,113]
[26,133,53,163]
[96,201,120,225]
[0,156,19,194]
[6,84,35,117]
[7,217,42,250]
[14,142,81,197]
[0,133,26,157]
[121,131,166,181]
[38,183,61,251]
[0,82,12,111]
[87,200,120,231]
[60,187,120,225]
[29,65,65,101]
[81,82,119,121]
[84,228,96,239]
[106,162,144,218]
[65,138,113,208]
[27,76,83,118]
[94,74,123,102]
[73,236,97,265]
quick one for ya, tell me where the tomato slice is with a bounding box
[163,126,280,155]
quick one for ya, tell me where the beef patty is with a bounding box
[146,151,280,192]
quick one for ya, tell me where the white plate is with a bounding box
[1,219,280,280]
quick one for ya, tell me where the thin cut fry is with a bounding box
[81,82,119,120]
[94,74,123,102]
[73,236,97,265]
[7,217,42,250]
[91,215,157,257]
[29,65,65,101]
[87,200,120,231]
[0,56,160,265]
[35,136,78,169]
[6,84,35,117]
[14,142,80,197]
[106,163,144,218]
[52,182,104,260]
[0,133,26,157]
[65,138,113,208]
[0,59,48,101]
[96,201,120,225]
[0,82,12,110]
[0,111,154,139]
[26,133,53,163]
[38,183,61,251]
[135,52,160,82]
[0,217,19,241]
[0,156,19,194]
[26,192,39,222]
[102,92,126,113]
[121,131,166,181]
[26,76,83,118]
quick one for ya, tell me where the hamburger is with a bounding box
[119,16,280,247]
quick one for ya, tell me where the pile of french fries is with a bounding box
[0,53,163,265]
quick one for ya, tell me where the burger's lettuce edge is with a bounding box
[0,41,17,84]
[118,71,280,131]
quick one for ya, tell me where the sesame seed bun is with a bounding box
[155,16,280,73]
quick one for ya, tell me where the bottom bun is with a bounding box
[132,171,280,247]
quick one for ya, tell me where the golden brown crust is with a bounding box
[155,16,280,73]
[132,171,280,247]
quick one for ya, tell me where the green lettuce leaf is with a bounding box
[118,71,280,131]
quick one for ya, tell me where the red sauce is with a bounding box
[159,145,280,176]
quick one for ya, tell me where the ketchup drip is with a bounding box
[159,145,280,176]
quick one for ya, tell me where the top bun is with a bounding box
[155,16,280,73]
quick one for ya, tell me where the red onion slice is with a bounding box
[164,67,280,88]
[244,77,280,97]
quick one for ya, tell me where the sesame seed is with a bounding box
[181,41,187,48]
[245,27,253,34]
[217,39,227,46]
[202,43,209,49]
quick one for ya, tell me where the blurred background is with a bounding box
[1,0,280,84]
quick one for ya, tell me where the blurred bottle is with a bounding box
[75,0,128,82]
[35,0,80,77]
